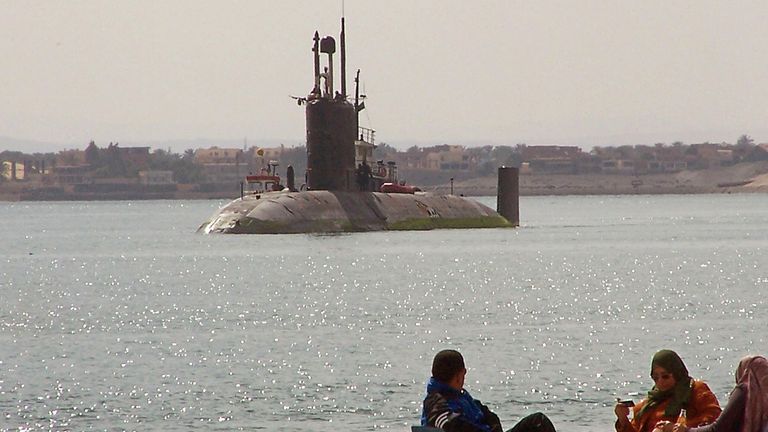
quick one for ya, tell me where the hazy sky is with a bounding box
[2,0,768,151]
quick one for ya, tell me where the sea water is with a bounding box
[0,194,766,431]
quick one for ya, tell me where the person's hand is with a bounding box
[653,420,689,432]
[614,402,632,431]
[615,402,630,419]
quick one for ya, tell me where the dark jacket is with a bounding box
[421,377,503,432]
[689,384,746,432]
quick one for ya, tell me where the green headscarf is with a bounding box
[636,349,694,419]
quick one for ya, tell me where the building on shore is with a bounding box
[520,145,587,174]
[139,170,175,185]
[54,165,91,185]
[194,146,246,184]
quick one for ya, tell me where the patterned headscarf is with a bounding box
[736,355,768,432]
[637,349,693,419]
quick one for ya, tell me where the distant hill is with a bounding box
[0,136,82,153]
[0,136,306,154]
[0,135,507,155]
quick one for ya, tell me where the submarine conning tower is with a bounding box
[305,18,357,191]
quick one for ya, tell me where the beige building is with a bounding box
[433,145,472,171]
[54,165,91,185]
[1,160,52,181]
[521,145,584,174]
[253,147,283,162]
[2,161,21,180]
[139,170,174,185]
[194,147,245,164]
[601,159,636,174]
[195,147,247,183]
[200,163,246,184]
[395,145,472,171]
[424,152,440,170]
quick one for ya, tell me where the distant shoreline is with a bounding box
[0,190,233,202]
[0,184,763,202]
[428,161,768,197]
[2,161,767,202]
[427,178,768,197]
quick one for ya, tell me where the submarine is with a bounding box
[198,18,519,235]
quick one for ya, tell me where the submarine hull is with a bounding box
[198,191,512,234]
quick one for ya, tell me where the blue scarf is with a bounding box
[421,377,491,431]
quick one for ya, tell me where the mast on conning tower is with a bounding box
[312,31,320,95]
[340,17,347,98]
[305,19,356,191]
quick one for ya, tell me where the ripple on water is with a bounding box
[0,196,766,430]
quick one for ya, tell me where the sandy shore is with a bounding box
[426,161,768,196]
[3,162,768,201]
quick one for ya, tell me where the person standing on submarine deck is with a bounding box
[356,163,367,191]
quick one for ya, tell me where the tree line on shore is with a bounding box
[1,135,766,185]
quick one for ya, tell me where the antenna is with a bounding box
[312,31,320,94]
[340,17,347,97]
[355,69,360,121]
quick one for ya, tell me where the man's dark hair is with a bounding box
[432,349,465,382]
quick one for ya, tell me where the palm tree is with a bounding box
[736,134,754,148]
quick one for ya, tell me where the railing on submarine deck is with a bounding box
[358,127,375,145]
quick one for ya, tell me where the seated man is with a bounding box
[421,350,556,432]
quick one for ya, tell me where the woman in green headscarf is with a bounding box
[615,350,722,432]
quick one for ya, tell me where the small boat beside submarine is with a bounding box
[198,18,518,234]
